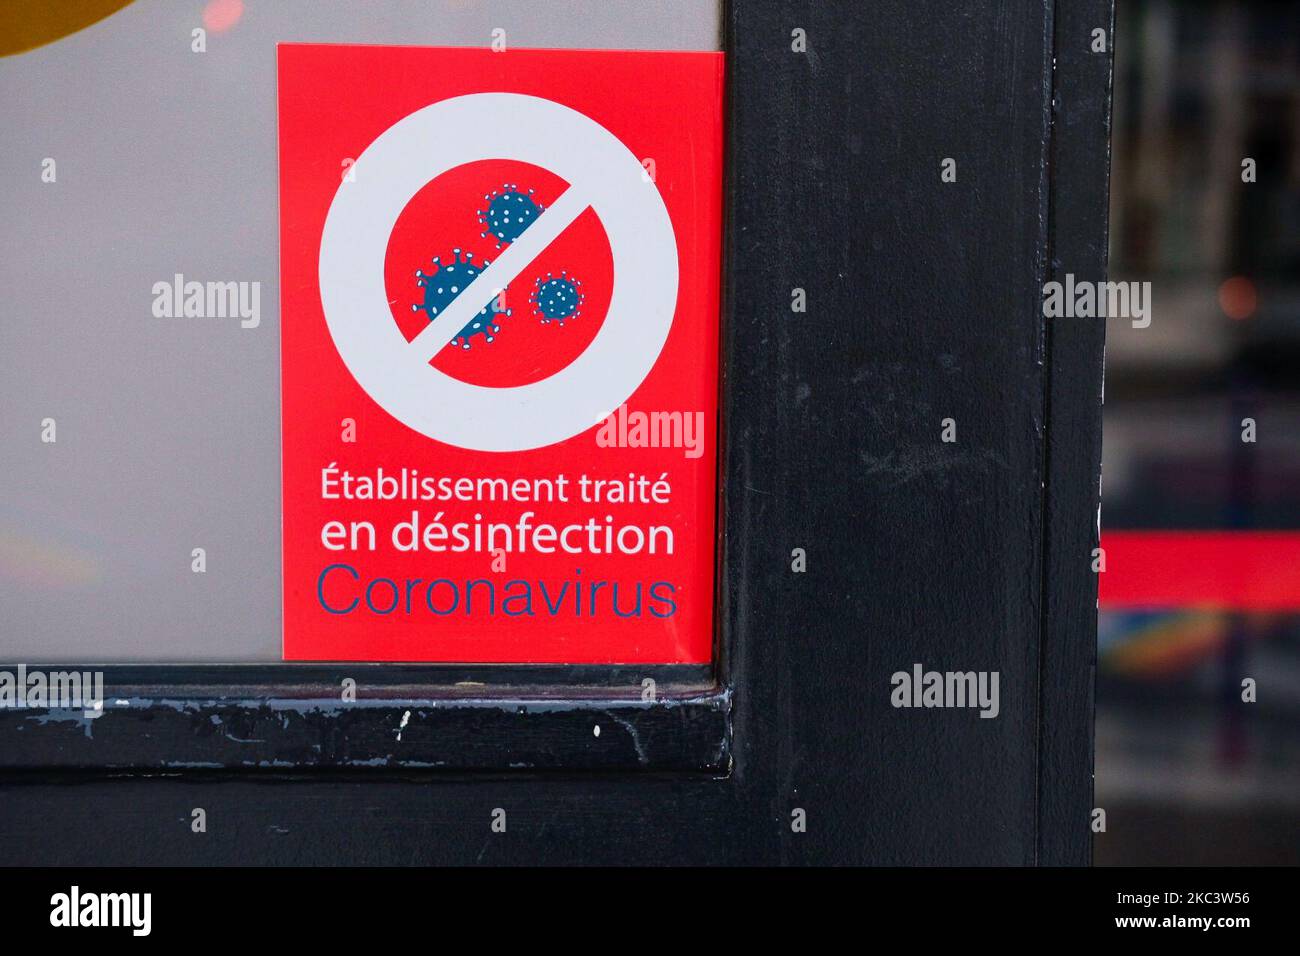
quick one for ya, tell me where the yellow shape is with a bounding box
[0,0,135,57]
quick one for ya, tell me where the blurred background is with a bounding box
[1098,0,1300,865]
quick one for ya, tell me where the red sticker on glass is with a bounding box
[277,45,724,663]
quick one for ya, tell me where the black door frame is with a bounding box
[0,0,1111,866]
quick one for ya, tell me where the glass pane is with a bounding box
[1,0,724,663]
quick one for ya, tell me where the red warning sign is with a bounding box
[277,45,724,663]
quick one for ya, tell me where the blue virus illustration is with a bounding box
[531,271,585,325]
[410,248,511,350]
[478,184,543,247]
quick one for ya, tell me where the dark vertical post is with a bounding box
[1039,0,1114,864]
[725,0,1108,864]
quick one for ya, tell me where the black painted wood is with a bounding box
[0,0,1109,864]
[1039,0,1113,866]
[0,692,729,772]
[0,664,723,771]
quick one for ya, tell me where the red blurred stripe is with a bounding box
[1099,531,1300,610]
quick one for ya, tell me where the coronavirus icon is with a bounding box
[478,183,543,247]
[411,248,511,349]
[531,271,584,325]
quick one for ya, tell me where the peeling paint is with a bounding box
[1,686,731,772]
[24,708,97,738]
[604,711,648,764]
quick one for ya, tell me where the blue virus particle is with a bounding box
[531,271,585,325]
[478,184,543,247]
[410,248,511,350]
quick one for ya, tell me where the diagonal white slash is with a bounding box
[409,185,591,363]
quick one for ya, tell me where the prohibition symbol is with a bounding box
[318,93,679,452]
